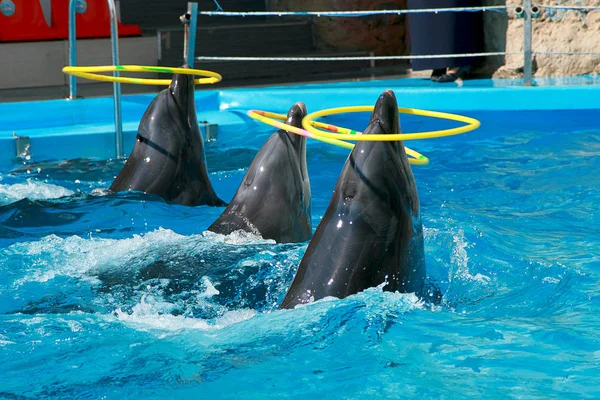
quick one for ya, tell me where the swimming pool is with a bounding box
[1,78,599,398]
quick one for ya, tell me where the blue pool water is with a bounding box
[1,95,600,397]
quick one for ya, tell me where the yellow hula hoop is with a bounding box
[302,106,480,141]
[62,65,222,85]
[247,110,429,166]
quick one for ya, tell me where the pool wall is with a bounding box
[1,78,600,170]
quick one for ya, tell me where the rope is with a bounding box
[534,51,600,55]
[198,6,510,17]
[195,52,518,62]
[540,5,600,11]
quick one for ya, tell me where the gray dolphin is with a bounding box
[208,103,311,243]
[109,67,225,207]
[279,90,426,309]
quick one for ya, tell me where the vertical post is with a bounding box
[183,2,198,68]
[157,30,163,62]
[68,0,77,99]
[107,0,124,159]
[523,0,533,86]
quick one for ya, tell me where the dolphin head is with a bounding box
[168,64,195,120]
[345,89,413,203]
[285,102,307,127]
[281,102,308,155]
[353,89,405,163]
[363,89,400,136]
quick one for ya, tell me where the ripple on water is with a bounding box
[1,118,600,397]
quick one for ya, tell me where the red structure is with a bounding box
[0,0,142,42]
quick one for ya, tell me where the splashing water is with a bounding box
[0,178,74,203]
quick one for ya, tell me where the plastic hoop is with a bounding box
[62,65,222,85]
[302,106,480,141]
[247,110,429,166]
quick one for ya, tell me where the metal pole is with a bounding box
[157,30,162,62]
[523,0,533,86]
[184,2,198,67]
[68,0,77,99]
[107,0,124,158]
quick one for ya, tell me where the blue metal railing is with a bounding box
[68,0,124,159]
[182,2,199,68]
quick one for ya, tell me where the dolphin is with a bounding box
[279,90,426,309]
[208,103,311,243]
[109,67,225,207]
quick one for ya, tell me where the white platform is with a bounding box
[0,36,158,90]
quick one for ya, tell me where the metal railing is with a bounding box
[182,2,199,68]
[68,0,124,159]
[183,1,598,88]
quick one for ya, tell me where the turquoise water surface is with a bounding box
[0,107,599,398]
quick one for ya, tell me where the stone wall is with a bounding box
[495,0,600,78]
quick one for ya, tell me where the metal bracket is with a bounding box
[76,0,87,14]
[13,133,31,159]
[39,0,52,27]
[201,122,219,142]
[0,0,16,17]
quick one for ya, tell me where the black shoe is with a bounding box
[430,68,446,80]
[431,66,471,83]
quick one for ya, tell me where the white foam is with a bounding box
[63,319,84,333]
[288,284,425,314]
[359,286,426,311]
[0,178,74,203]
[542,276,561,284]
[0,333,15,346]
[91,188,111,197]
[450,229,491,284]
[200,277,220,297]
[5,228,273,334]
[113,294,256,334]
[202,229,275,246]
[7,228,190,287]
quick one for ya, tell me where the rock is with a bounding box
[494,0,600,78]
